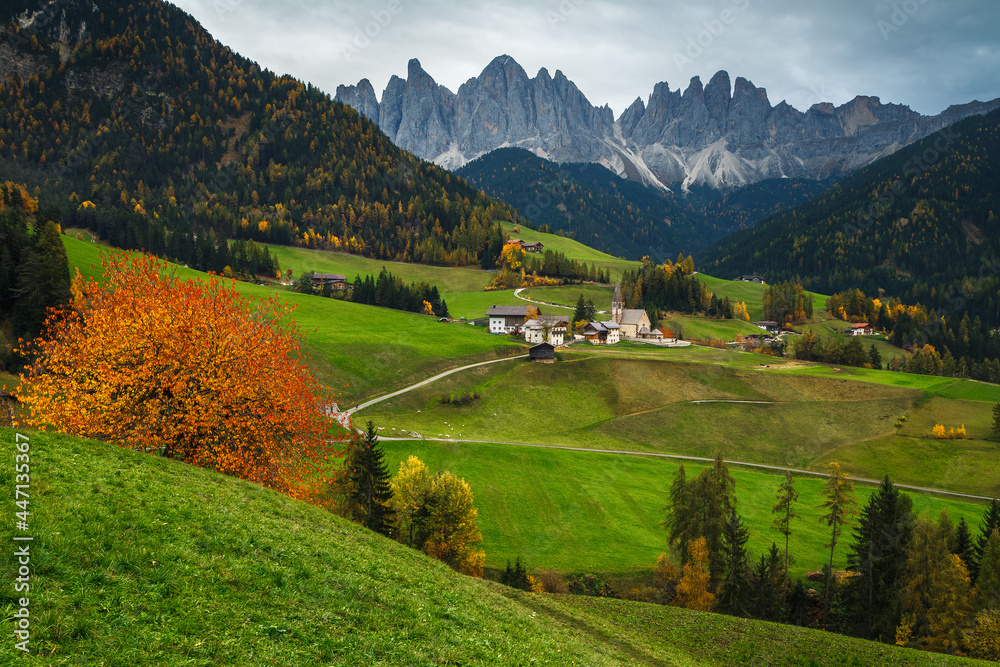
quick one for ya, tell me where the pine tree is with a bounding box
[898,511,956,648]
[951,516,976,571]
[750,543,785,622]
[845,476,913,642]
[13,220,71,339]
[972,529,1000,613]
[926,554,972,654]
[348,421,395,537]
[500,556,532,591]
[717,509,752,617]
[818,462,858,627]
[772,470,800,597]
[573,293,587,327]
[972,499,1000,583]
[663,464,690,563]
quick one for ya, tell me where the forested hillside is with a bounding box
[457,148,708,260]
[701,109,1000,309]
[0,0,522,268]
[457,147,832,261]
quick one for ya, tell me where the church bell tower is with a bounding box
[612,282,623,324]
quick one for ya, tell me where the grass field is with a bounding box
[2,427,986,666]
[500,222,640,281]
[363,355,1000,497]
[376,439,991,582]
[62,236,526,402]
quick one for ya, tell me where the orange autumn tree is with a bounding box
[17,253,337,500]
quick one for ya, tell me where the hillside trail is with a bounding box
[345,354,527,416]
[375,435,995,502]
[349,348,994,503]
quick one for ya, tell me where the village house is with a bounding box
[311,272,351,290]
[582,320,621,345]
[754,320,781,333]
[611,283,652,339]
[521,241,544,253]
[486,305,537,334]
[522,315,568,346]
[847,322,875,336]
[735,274,767,284]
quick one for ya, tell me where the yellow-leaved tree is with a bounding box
[17,253,337,501]
[673,537,714,611]
[389,456,484,576]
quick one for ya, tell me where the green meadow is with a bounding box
[1,428,983,666]
[377,438,991,583]
[363,354,1000,497]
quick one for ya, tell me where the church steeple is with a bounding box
[612,281,623,324]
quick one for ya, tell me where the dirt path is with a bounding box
[347,354,527,415]
[376,436,996,502]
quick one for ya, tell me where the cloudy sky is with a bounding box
[172,0,1000,117]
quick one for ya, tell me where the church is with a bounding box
[611,282,654,338]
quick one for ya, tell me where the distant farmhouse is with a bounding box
[523,315,568,346]
[847,323,875,336]
[311,273,351,291]
[581,320,621,345]
[507,239,544,253]
[754,320,781,333]
[487,305,535,334]
[735,274,766,284]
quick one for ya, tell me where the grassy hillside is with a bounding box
[0,427,987,666]
[377,439,988,581]
[500,222,640,280]
[363,355,1000,497]
[63,236,525,402]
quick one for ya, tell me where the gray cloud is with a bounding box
[173,0,1000,116]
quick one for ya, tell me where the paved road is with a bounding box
[513,288,575,310]
[347,354,528,415]
[377,436,996,502]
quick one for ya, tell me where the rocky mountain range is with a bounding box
[337,55,1000,190]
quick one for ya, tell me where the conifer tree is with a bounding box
[717,508,752,617]
[750,544,785,622]
[772,471,800,595]
[898,511,956,648]
[972,499,1000,583]
[818,462,858,626]
[13,220,71,339]
[972,529,1000,613]
[951,516,976,571]
[846,476,913,642]
[348,421,395,537]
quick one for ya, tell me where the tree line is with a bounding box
[330,421,484,576]
[619,256,744,328]
[655,455,1000,660]
[294,266,449,318]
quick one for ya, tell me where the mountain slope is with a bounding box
[457,147,836,259]
[457,148,709,259]
[337,55,1000,189]
[1,427,986,666]
[700,108,1000,313]
[1,0,523,268]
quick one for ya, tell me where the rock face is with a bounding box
[336,55,1000,190]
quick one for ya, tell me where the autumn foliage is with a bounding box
[17,253,337,500]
